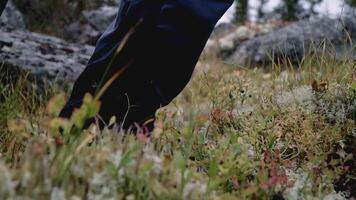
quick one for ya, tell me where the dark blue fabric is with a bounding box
[60,0,234,129]
[0,0,8,17]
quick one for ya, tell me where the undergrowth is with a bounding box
[0,53,355,199]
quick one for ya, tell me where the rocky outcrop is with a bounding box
[83,5,118,32]
[224,15,356,66]
[204,22,281,55]
[64,5,118,45]
[0,0,26,30]
[0,28,94,85]
[210,23,237,39]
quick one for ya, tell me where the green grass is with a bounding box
[0,53,355,199]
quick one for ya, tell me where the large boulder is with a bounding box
[224,15,356,66]
[64,5,119,45]
[210,23,237,39]
[0,0,26,30]
[204,22,282,55]
[0,28,94,85]
[83,5,118,32]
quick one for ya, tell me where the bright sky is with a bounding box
[219,0,346,23]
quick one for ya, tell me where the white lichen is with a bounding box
[107,149,123,168]
[50,187,66,200]
[0,163,16,199]
[182,181,208,200]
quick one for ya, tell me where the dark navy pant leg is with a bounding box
[59,0,165,125]
[59,0,233,130]
[0,0,8,17]
[150,0,234,103]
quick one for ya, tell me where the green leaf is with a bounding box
[71,109,86,129]
[174,152,186,170]
[208,157,219,178]
[351,81,356,91]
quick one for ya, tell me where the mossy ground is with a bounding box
[0,52,355,199]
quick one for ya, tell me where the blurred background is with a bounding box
[7,0,356,44]
[221,0,352,23]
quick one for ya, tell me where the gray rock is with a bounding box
[0,28,94,85]
[0,0,26,30]
[83,5,118,32]
[205,22,280,55]
[210,23,237,39]
[225,15,356,66]
[65,21,100,45]
[65,5,119,45]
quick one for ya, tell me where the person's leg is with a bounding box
[59,0,165,129]
[59,0,234,130]
[148,0,235,104]
[0,0,8,17]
